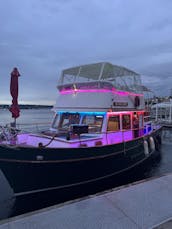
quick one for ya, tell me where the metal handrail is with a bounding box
[15,122,51,133]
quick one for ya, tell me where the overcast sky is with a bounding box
[0,0,172,105]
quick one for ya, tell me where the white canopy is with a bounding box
[151,100,172,123]
[152,101,172,108]
[58,62,143,93]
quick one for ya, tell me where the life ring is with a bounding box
[144,140,149,156]
[149,136,155,152]
[134,96,140,107]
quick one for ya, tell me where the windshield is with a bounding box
[59,113,80,130]
[53,112,104,133]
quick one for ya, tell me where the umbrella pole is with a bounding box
[14,118,16,128]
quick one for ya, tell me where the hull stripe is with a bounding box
[0,143,142,164]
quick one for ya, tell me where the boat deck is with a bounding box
[1,173,172,228]
[17,133,103,148]
[0,125,161,148]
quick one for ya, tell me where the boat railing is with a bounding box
[15,122,51,133]
[104,127,144,140]
[0,124,21,142]
[0,123,159,145]
[64,126,150,145]
[0,122,51,134]
[103,125,160,146]
[0,122,51,143]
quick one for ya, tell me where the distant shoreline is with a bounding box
[0,105,53,109]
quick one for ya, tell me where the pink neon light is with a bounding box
[60,88,143,97]
[107,111,133,116]
[107,110,145,116]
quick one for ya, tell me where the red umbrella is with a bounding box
[9,67,20,121]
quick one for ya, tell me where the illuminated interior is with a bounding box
[15,110,152,148]
[51,111,146,138]
[52,112,105,134]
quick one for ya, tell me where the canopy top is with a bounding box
[58,62,144,92]
[60,62,139,82]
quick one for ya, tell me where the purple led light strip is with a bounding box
[60,88,143,97]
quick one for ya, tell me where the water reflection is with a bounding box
[162,128,172,144]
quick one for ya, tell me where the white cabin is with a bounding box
[53,62,145,112]
[46,63,151,144]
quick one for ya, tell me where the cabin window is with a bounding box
[82,115,103,133]
[139,114,143,127]
[107,116,120,131]
[51,114,59,129]
[59,113,80,130]
[144,116,150,122]
[122,114,131,130]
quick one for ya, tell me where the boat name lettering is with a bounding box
[113,102,128,107]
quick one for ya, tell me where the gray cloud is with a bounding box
[0,0,172,105]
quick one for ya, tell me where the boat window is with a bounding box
[82,115,103,133]
[122,114,131,130]
[107,116,120,131]
[139,114,143,127]
[144,116,150,122]
[51,114,59,129]
[59,113,80,130]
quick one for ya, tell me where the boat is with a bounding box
[0,62,162,196]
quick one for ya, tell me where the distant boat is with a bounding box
[0,62,162,196]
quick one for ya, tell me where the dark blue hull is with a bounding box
[0,128,162,195]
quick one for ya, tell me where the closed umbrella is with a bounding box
[9,67,20,126]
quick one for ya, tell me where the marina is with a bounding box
[1,0,172,227]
